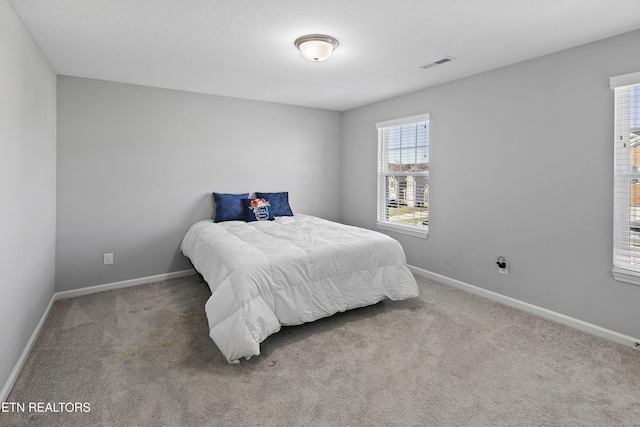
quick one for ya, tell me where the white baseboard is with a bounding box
[2,269,196,402]
[55,269,196,300]
[1,293,56,403]
[408,265,640,349]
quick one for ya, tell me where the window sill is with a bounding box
[612,266,640,286]
[376,221,428,239]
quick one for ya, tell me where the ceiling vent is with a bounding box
[420,56,455,70]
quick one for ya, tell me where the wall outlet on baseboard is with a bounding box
[103,253,114,265]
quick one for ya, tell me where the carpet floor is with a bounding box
[3,274,640,426]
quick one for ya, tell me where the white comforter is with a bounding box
[180,214,419,363]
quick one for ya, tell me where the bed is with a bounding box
[181,203,419,363]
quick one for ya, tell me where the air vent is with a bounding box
[420,56,455,70]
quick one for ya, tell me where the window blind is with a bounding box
[611,71,640,285]
[376,114,430,238]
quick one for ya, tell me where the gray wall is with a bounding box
[56,77,342,291]
[341,29,640,338]
[0,0,57,395]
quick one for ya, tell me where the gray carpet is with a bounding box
[3,274,640,426]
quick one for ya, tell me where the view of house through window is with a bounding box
[625,86,640,256]
[376,114,430,237]
[612,73,640,284]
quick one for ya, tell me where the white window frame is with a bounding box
[376,113,430,238]
[610,71,640,286]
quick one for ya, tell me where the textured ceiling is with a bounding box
[7,0,640,111]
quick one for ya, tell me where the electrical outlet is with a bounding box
[103,253,114,265]
[498,262,509,275]
[496,256,509,275]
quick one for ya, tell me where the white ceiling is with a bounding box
[7,0,640,111]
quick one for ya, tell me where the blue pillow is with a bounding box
[255,192,294,217]
[213,193,249,222]
[242,198,275,222]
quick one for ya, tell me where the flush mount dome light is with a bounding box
[294,34,339,62]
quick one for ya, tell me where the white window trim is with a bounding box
[610,71,640,286]
[376,114,430,130]
[610,71,640,90]
[376,220,428,238]
[376,113,430,239]
[612,266,640,286]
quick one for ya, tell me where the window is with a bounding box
[376,114,430,238]
[611,71,640,285]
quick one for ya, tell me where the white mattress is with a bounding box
[180,214,419,363]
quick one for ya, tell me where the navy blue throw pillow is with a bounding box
[255,192,294,217]
[213,192,249,222]
[242,198,275,222]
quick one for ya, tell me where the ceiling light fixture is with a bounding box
[294,34,339,62]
